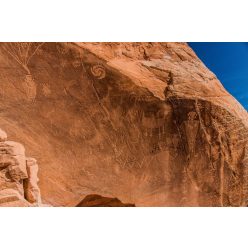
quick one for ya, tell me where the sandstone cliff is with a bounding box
[0,42,247,206]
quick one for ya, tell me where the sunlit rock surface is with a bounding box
[0,129,42,206]
[0,42,247,206]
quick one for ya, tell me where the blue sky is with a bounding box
[188,42,248,110]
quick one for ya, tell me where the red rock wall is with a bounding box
[0,42,247,206]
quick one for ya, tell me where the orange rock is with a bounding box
[23,157,41,205]
[76,194,135,207]
[0,42,247,206]
[0,131,42,206]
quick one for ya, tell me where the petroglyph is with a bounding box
[0,42,247,207]
[90,64,106,79]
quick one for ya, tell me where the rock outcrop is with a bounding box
[0,42,247,206]
[76,194,135,207]
[0,129,41,206]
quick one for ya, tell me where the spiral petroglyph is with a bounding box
[90,64,106,79]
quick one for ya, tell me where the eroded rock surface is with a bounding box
[0,42,247,206]
[0,129,42,206]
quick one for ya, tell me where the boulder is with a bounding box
[0,141,27,180]
[0,133,42,206]
[76,194,135,207]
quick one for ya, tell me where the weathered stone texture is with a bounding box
[0,42,247,206]
[0,130,42,206]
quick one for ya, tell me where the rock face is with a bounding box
[0,129,42,206]
[76,194,135,207]
[0,42,247,206]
